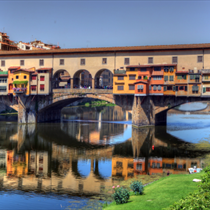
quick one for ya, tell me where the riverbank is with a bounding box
[104,173,202,210]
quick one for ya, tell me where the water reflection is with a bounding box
[0,121,206,196]
[62,105,132,121]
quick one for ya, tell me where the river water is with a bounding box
[0,105,209,209]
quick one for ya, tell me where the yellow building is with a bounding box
[112,157,134,180]
[12,69,33,96]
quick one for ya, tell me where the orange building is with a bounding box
[149,66,164,95]
[163,65,176,95]
[148,157,163,175]
[175,71,188,96]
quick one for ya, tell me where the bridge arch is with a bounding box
[73,69,93,89]
[94,69,113,89]
[53,69,71,89]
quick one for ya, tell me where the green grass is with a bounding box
[104,173,203,210]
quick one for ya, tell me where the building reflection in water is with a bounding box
[0,121,205,196]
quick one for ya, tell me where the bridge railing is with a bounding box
[53,88,113,94]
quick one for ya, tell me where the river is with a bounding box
[0,105,209,209]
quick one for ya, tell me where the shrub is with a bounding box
[112,187,130,204]
[130,180,144,195]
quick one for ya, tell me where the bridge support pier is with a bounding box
[132,96,155,127]
[18,95,36,124]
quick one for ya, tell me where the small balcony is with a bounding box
[13,87,27,93]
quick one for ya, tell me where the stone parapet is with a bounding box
[53,89,113,94]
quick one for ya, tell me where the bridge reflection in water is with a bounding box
[0,121,206,196]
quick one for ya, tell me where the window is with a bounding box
[116,161,122,167]
[24,76,27,79]
[129,67,135,71]
[102,58,107,64]
[164,67,169,72]
[197,56,203,63]
[0,86,6,92]
[138,76,142,79]
[117,86,124,90]
[32,76,37,80]
[164,86,167,91]
[177,75,186,80]
[164,76,168,81]
[137,85,143,91]
[39,59,44,66]
[192,85,199,93]
[169,76,174,81]
[152,162,155,168]
[172,56,178,64]
[157,163,160,168]
[136,163,142,170]
[140,68,147,72]
[128,163,133,168]
[129,75,136,80]
[80,59,85,65]
[16,76,19,79]
[20,60,24,66]
[40,76,45,81]
[31,85,36,91]
[0,78,7,83]
[124,58,130,65]
[168,86,172,90]
[158,85,161,90]
[153,85,157,91]
[179,86,184,90]
[206,87,210,92]
[154,67,161,71]
[1,60,5,67]
[129,85,135,90]
[185,86,187,91]
[60,59,64,65]
[204,75,209,80]
[148,57,153,64]
[153,76,162,80]
[118,76,124,80]
[40,84,45,91]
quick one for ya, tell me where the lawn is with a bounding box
[104,173,203,210]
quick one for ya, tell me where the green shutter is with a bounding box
[203,87,206,93]
[173,86,176,91]
[164,86,167,91]
[184,75,186,80]
[185,86,187,91]
[164,76,168,81]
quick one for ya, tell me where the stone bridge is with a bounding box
[2,89,210,126]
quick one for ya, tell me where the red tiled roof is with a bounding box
[0,43,210,55]
[126,64,177,68]
[37,68,52,71]
[134,80,148,84]
[8,66,20,70]
[176,71,189,74]
[13,68,35,73]
[151,71,164,76]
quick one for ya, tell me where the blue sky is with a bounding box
[1,0,210,49]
